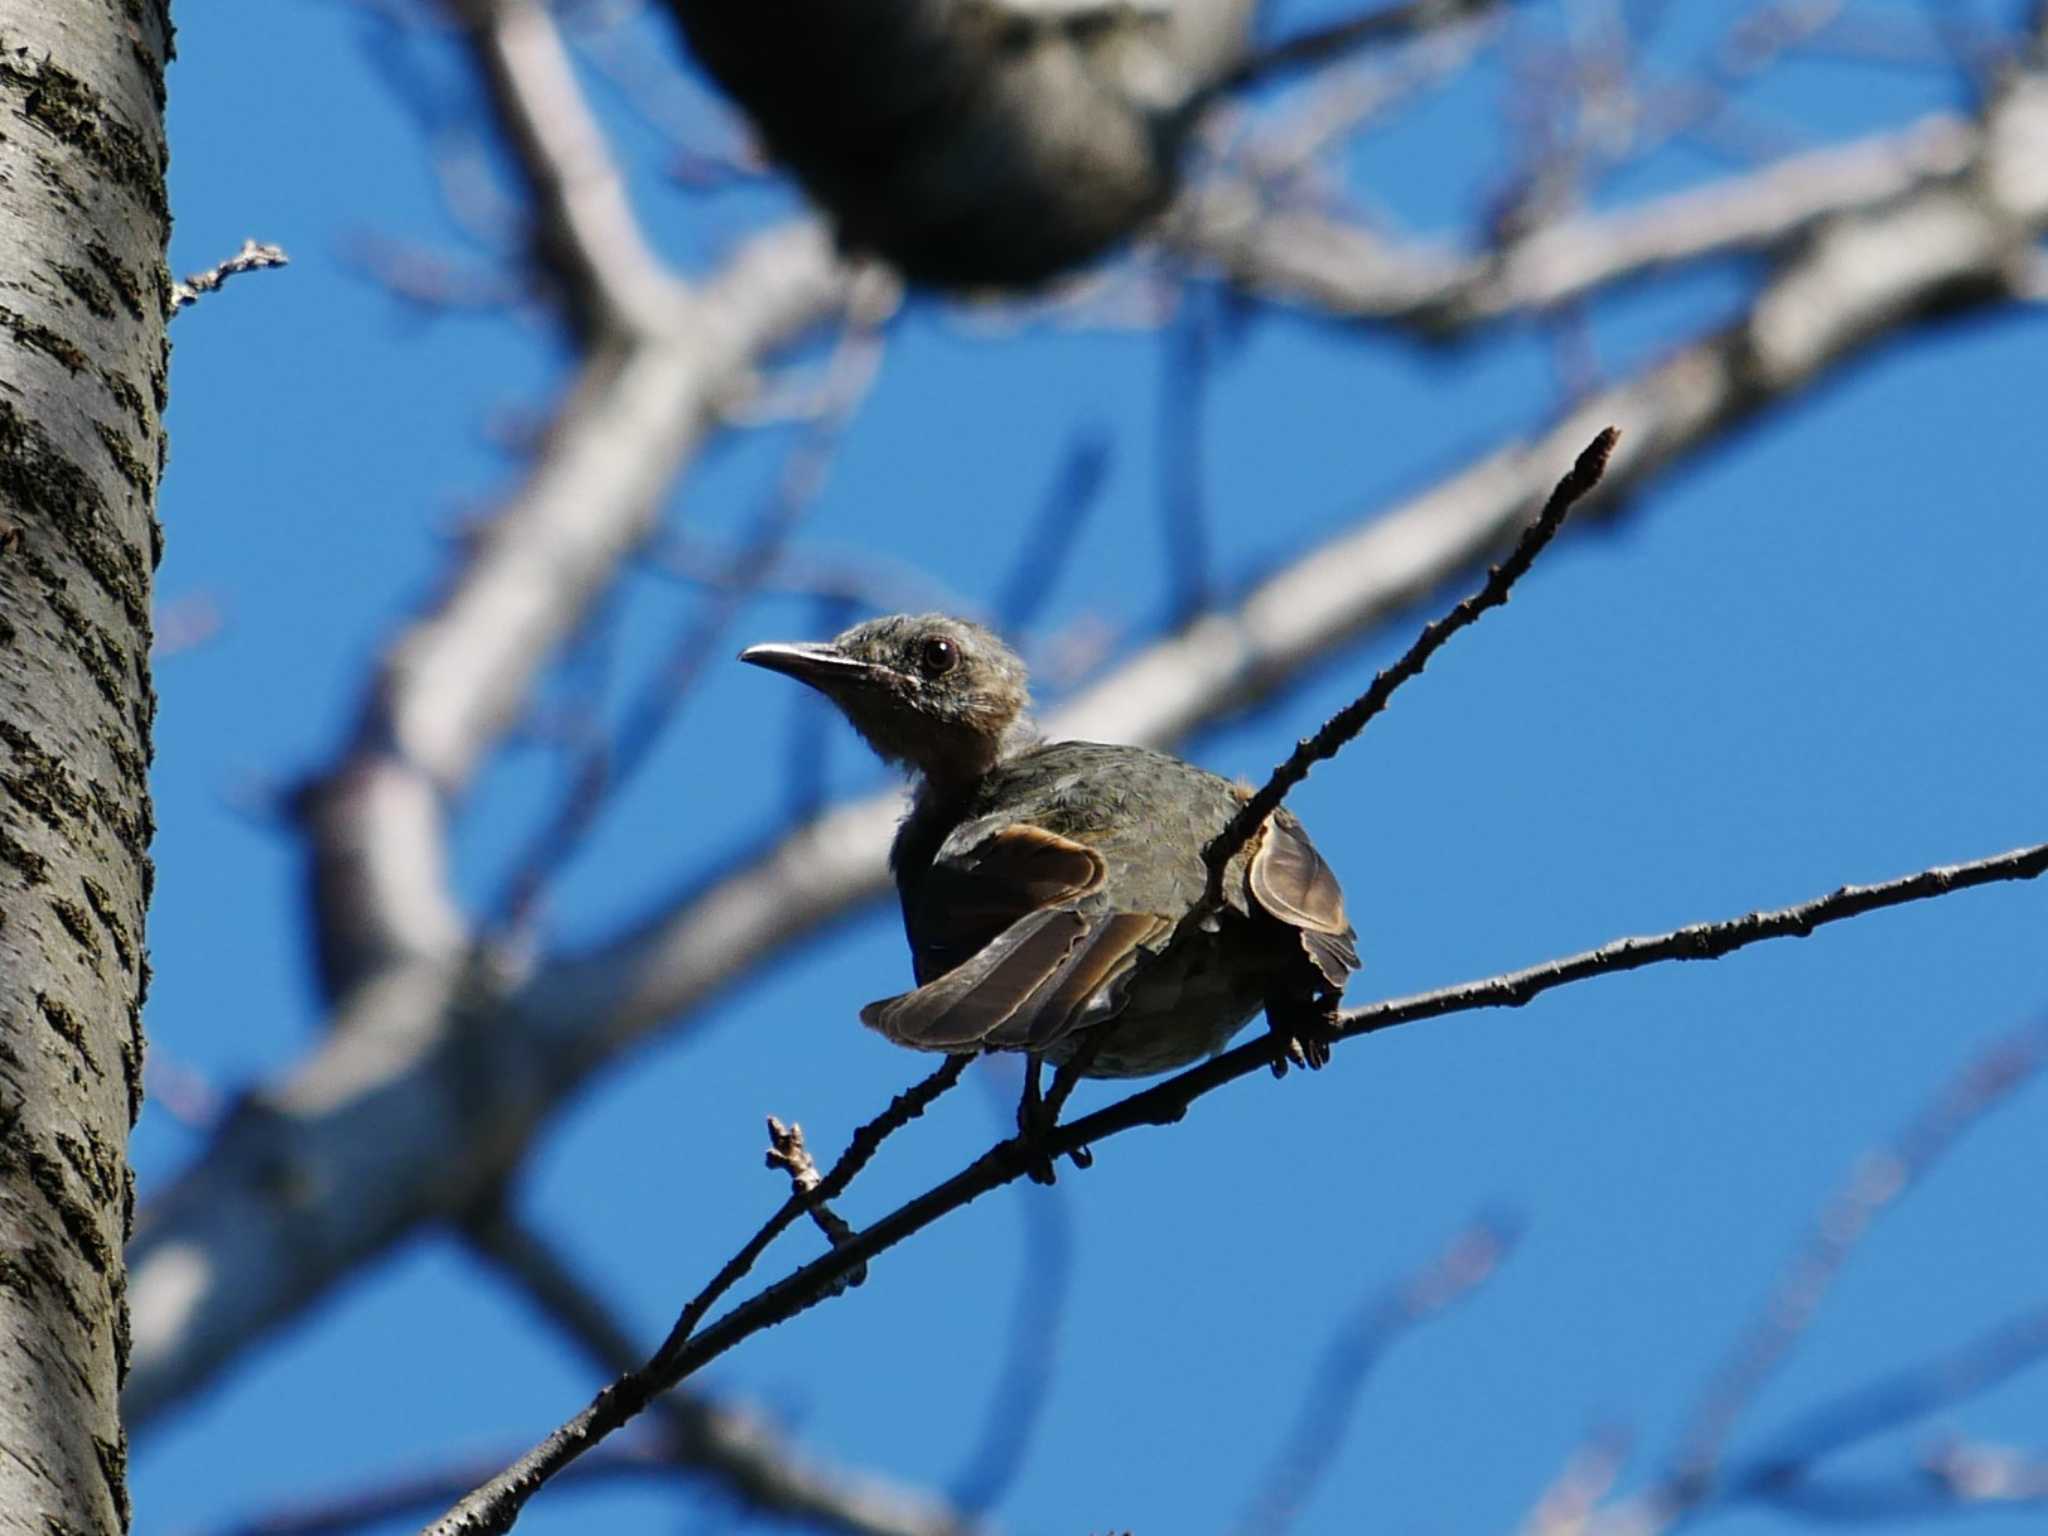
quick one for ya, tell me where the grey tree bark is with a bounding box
[0,0,172,1530]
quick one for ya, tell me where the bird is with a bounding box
[740,613,1357,1169]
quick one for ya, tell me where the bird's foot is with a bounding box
[1267,998,1340,1078]
[1016,1057,1060,1184]
[1015,1054,1094,1184]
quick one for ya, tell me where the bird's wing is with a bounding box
[861,909,1170,1053]
[866,821,1171,1053]
[903,820,1106,982]
[1247,809,1360,988]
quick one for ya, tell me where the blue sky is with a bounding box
[142,2,2047,1533]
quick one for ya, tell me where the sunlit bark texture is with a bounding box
[0,0,171,1530]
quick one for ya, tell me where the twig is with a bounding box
[136,73,2048,1415]
[410,1201,981,1536]
[421,838,2046,1534]
[644,534,972,620]
[210,1418,974,1536]
[462,1200,648,1372]
[214,1432,696,1536]
[1925,1440,2048,1504]
[1232,1215,1520,1536]
[649,1055,968,1371]
[1202,426,1618,899]
[994,428,1115,633]
[422,1054,968,1536]
[1571,1302,2048,1528]
[490,314,884,928]
[949,1066,1076,1516]
[1212,0,1511,98]
[765,1117,866,1288]
[1158,289,1214,624]
[453,0,681,336]
[1515,1431,1632,1536]
[1738,1301,2048,1501]
[1668,1020,2048,1487]
[169,239,289,313]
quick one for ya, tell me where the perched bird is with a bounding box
[740,615,1358,1122]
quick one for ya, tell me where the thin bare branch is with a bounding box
[1669,1022,2048,1486]
[424,1055,968,1535]
[996,429,1115,633]
[422,840,2047,1533]
[169,238,289,313]
[1548,1020,2048,1535]
[1571,1301,2048,1530]
[1158,291,1216,624]
[1925,1440,2048,1505]
[451,0,684,338]
[492,310,887,928]
[1212,0,1511,97]
[1232,1216,1520,1536]
[1741,1302,2048,1502]
[1176,109,1980,332]
[211,1422,972,1536]
[1203,425,1616,900]
[946,1065,1076,1516]
[764,1118,865,1286]
[458,1203,966,1536]
[131,68,2048,1417]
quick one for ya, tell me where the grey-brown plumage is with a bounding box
[740,614,1358,1080]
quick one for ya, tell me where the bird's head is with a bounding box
[740,613,1035,788]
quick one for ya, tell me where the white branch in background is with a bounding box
[124,57,2048,1436]
[126,22,2048,1528]
[1173,107,1985,332]
[454,0,684,336]
[300,0,853,997]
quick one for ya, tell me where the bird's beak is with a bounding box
[737,641,884,693]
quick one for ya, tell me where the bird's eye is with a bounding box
[916,636,958,679]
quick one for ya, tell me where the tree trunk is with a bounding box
[0,0,172,1529]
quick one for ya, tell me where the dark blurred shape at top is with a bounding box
[663,0,1254,289]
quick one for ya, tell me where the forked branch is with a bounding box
[419,429,2042,1535]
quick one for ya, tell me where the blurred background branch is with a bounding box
[131,1,2048,1532]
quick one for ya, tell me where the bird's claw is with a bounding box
[1268,1003,1339,1077]
[1016,1057,1092,1183]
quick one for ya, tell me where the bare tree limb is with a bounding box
[1173,110,1979,332]
[764,1118,866,1285]
[456,1202,971,1536]
[451,0,684,337]
[170,238,289,313]
[424,1058,968,1534]
[1670,1024,2048,1485]
[1741,1304,2048,1510]
[128,1,849,1431]
[1203,425,1616,903]
[492,307,888,928]
[1212,0,1511,97]
[297,0,851,1004]
[209,1423,974,1536]
[128,56,2048,1421]
[1565,1020,2048,1535]
[947,1068,1077,1516]
[1232,1216,1519,1535]
[421,839,2048,1534]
